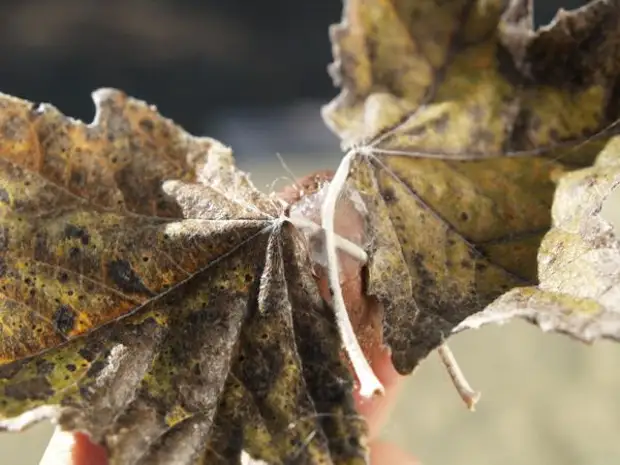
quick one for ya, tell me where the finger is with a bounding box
[369,440,419,465]
[354,346,405,440]
[40,428,109,465]
[71,432,108,465]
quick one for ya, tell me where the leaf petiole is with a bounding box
[321,151,384,398]
[437,343,481,411]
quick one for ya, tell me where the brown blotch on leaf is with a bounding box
[64,224,90,246]
[106,259,155,297]
[4,378,54,401]
[52,305,76,335]
[139,118,155,132]
[35,359,55,376]
[0,187,9,204]
[0,226,9,251]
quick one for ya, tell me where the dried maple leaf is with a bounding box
[0,89,367,465]
[320,0,620,379]
[456,135,620,341]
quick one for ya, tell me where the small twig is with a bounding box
[320,150,384,398]
[437,343,481,411]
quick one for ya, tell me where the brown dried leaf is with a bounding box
[321,0,620,374]
[324,0,620,164]
[0,89,367,465]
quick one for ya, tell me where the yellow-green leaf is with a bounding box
[456,136,620,341]
[321,0,620,374]
[0,89,366,465]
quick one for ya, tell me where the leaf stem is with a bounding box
[320,151,384,398]
[437,343,481,411]
[287,215,368,263]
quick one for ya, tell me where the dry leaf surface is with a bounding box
[0,89,367,465]
[456,136,620,341]
[322,0,620,374]
[2,0,620,463]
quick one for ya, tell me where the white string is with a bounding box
[320,150,384,398]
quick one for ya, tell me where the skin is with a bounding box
[61,172,419,464]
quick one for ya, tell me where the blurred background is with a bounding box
[2,1,620,465]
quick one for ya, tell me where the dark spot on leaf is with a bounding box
[505,107,534,152]
[32,232,47,261]
[64,224,90,245]
[431,113,449,133]
[79,386,92,401]
[139,118,154,132]
[548,128,560,141]
[78,347,97,362]
[495,41,526,88]
[70,170,86,187]
[86,360,106,378]
[605,78,620,123]
[69,247,80,259]
[0,187,9,205]
[0,359,28,379]
[238,345,284,398]
[0,226,9,251]
[0,257,6,277]
[66,364,77,372]
[107,259,155,296]
[4,378,54,401]
[52,305,76,334]
[35,359,55,376]
[381,186,397,203]
[459,212,469,221]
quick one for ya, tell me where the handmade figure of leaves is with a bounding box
[0,1,619,464]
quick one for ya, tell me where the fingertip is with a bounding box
[354,347,405,439]
[369,440,419,465]
[71,432,108,465]
[370,347,402,390]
